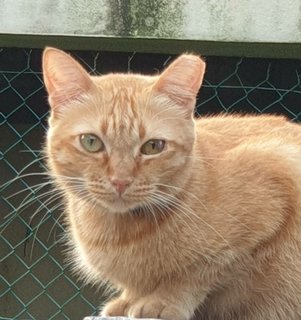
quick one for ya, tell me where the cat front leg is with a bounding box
[102,285,207,320]
[128,282,207,320]
[101,297,129,316]
[127,294,196,320]
[101,289,133,317]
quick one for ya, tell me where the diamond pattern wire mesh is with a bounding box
[1,47,301,320]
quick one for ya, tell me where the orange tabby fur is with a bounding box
[43,47,301,320]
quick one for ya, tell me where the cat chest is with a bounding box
[74,233,165,285]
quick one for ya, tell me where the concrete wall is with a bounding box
[1,0,301,43]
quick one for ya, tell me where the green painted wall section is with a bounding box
[1,34,301,59]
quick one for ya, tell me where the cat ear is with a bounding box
[42,47,93,110]
[154,54,206,117]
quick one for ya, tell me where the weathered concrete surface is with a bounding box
[1,0,301,43]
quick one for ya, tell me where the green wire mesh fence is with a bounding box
[1,47,301,320]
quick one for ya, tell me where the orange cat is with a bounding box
[43,47,301,320]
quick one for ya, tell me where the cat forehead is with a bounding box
[93,73,157,92]
[58,95,173,145]
[87,74,162,125]
[90,74,156,113]
[52,73,180,141]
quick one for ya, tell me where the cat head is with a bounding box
[43,48,205,214]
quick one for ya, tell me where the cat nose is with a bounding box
[109,177,132,195]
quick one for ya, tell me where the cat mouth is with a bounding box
[88,190,134,213]
[129,199,175,217]
[90,190,174,216]
[92,194,175,218]
[100,195,150,214]
[129,205,149,216]
[104,198,158,215]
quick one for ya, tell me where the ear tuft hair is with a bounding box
[42,47,93,109]
[154,54,206,116]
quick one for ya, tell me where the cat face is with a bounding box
[43,48,205,214]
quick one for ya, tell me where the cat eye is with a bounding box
[140,139,166,155]
[80,134,105,153]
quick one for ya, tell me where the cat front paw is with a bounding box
[128,296,190,320]
[101,297,130,317]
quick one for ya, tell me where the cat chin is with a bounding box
[99,198,143,215]
[102,200,164,217]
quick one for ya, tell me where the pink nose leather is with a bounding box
[110,178,132,195]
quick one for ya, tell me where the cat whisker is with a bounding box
[154,183,201,202]
[47,173,86,182]
[4,179,52,200]
[16,155,48,173]
[1,156,47,191]
[28,184,93,256]
[1,188,57,234]
[2,179,66,231]
[150,193,202,236]
[143,199,163,241]
[155,183,254,233]
[0,172,51,191]
[153,190,231,249]
[29,190,64,225]
[30,201,65,259]
[148,195,219,261]
[47,208,65,242]
[20,149,44,153]
[3,183,48,221]
[19,187,63,213]
[146,197,176,238]
[69,186,99,207]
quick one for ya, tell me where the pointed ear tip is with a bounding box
[193,55,206,67]
[178,54,206,69]
[43,47,57,63]
[43,47,66,60]
[43,46,56,55]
